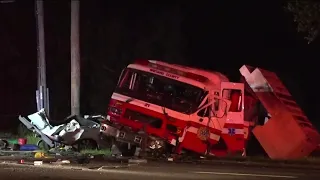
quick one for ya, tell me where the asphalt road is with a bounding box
[0,161,319,180]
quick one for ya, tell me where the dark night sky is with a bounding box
[0,1,319,130]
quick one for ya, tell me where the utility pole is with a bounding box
[71,0,80,115]
[35,0,49,116]
[0,0,15,3]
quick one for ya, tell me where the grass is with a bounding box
[26,134,41,145]
[26,134,111,156]
[26,132,111,156]
[80,149,112,156]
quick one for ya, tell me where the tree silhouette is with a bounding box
[286,1,320,43]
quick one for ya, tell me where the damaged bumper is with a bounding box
[100,123,143,145]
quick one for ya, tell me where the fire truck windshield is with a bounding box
[115,68,207,114]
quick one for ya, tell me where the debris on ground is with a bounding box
[18,109,110,152]
[128,158,147,164]
[34,161,43,166]
[34,152,45,158]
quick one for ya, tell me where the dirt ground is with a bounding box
[0,161,320,180]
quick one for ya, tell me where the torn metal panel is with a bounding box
[18,109,105,149]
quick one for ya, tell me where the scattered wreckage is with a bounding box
[18,109,110,151]
[17,109,145,156]
[17,60,320,160]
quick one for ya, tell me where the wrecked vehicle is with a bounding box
[101,60,320,160]
[19,109,109,151]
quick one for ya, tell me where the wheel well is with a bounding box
[211,138,228,150]
[74,138,99,151]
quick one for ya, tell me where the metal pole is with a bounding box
[0,0,15,3]
[35,0,49,115]
[71,0,80,115]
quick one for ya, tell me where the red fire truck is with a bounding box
[101,60,320,159]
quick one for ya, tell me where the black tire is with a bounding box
[123,144,137,157]
[0,139,8,149]
[113,142,136,157]
[37,139,50,151]
[12,144,20,151]
[75,139,98,151]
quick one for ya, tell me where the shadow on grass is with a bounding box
[80,149,111,156]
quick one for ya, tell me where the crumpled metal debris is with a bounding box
[51,159,71,165]
[26,109,98,144]
[34,161,43,166]
[19,109,108,150]
[0,139,8,150]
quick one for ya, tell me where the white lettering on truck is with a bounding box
[150,68,179,80]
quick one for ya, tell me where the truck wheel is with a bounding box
[117,142,136,157]
[75,139,98,151]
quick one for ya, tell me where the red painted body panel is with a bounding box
[240,65,320,159]
[105,61,320,159]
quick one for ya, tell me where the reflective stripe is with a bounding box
[222,128,243,135]
[170,126,220,146]
[188,127,220,141]
[111,93,190,121]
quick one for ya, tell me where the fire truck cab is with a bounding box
[105,60,246,156]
